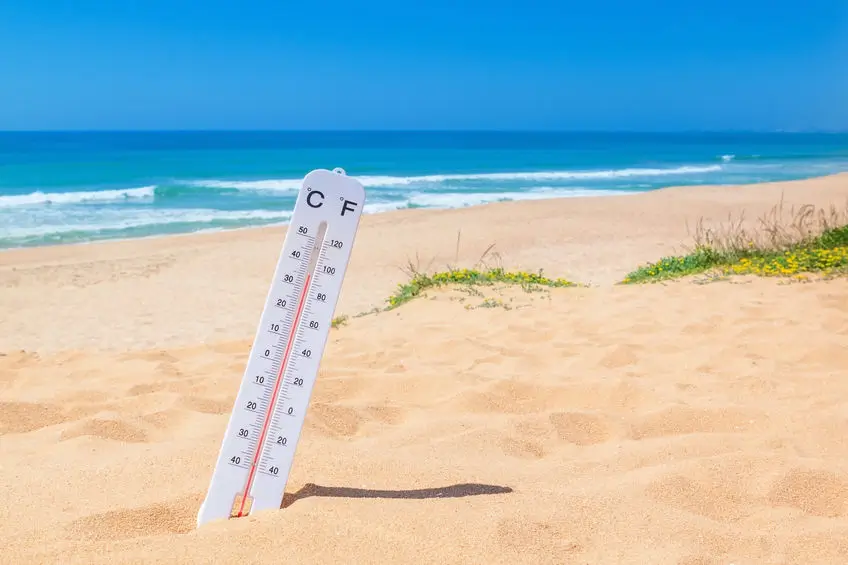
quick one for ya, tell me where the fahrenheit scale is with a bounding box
[197,168,365,527]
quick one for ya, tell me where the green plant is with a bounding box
[622,197,848,283]
[386,266,577,310]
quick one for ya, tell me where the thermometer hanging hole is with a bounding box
[332,167,346,175]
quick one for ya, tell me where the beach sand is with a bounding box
[1,173,847,564]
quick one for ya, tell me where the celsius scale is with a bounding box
[197,168,364,527]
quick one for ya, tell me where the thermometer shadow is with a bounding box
[281,482,512,508]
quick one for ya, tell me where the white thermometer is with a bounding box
[197,168,365,527]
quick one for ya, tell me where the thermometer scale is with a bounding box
[197,168,365,527]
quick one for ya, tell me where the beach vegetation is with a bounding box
[327,234,578,325]
[385,265,577,310]
[622,197,848,283]
[331,315,349,328]
[384,234,578,310]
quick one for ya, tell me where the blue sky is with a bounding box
[1,1,846,131]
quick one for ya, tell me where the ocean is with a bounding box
[1,131,847,250]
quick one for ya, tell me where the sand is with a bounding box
[1,173,847,564]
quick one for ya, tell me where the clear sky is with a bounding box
[1,0,847,131]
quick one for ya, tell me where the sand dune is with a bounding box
[1,173,847,564]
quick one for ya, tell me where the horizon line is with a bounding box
[1,128,847,134]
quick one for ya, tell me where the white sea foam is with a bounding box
[361,187,633,214]
[0,185,156,208]
[409,187,632,208]
[188,164,724,193]
[363,201,411,214]
[186,179,303,191]
[356,165,723,185]
[0,208,292,240]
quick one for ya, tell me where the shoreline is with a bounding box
[1,170,846,262]
[1,170,846,355]
[1,185,640,255]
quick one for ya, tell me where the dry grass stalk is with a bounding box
[400,229,503,279]
[684,193,848,255]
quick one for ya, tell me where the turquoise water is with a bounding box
[1,131,847,249]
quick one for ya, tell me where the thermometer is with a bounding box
[197,168,365,527]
